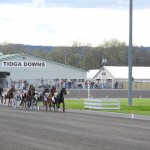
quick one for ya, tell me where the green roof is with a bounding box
[0,53,18,60]
[0,53,87,72]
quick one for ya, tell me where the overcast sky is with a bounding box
[0,0,150,46]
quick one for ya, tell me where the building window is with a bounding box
[102,72,106,75]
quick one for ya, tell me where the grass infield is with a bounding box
[64,98,150,116]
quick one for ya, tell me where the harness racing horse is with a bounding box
[0,87,3,105]
[54,87,67,112]
[4,86,16,106]
[34,86,50,108]
[41,86,50,107]
[20,85,35,108]
[45,86,56,111]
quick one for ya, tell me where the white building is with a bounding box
[0,53,86,88]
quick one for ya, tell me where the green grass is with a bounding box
[65,98,150,116]
[65,99,84,110]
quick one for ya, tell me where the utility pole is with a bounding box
[82,47,85,69]
[65,51,67,64]
[128,0,133,106]
[65,50,72,65]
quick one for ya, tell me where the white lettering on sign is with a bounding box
[2,61,46,67]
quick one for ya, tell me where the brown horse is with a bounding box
[4,86,16,106]
[20,84,35,108]
[45,86,56,111]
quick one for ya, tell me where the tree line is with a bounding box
[0,39,150,70]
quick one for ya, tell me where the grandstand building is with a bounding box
[0,53,86,88]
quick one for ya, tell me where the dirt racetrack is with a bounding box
[0,106,150,150]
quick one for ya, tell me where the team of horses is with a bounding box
[0,85,67,112]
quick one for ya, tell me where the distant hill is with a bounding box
[23,45,55,52]
[0,43,57,53]
[0,43,150,69]
[1,43,150,52]
[15,44,56,52]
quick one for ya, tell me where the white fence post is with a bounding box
[87,82,90,99]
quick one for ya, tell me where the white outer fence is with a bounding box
[84,98,120,110]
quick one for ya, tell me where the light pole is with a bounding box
[102,57,107,66]
[65,51,67,64]
[82,47,85,69]
[128,0,133,106]
[65,50,72,65]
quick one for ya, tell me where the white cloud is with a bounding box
[0,3,149,46]
[32,0,45,8]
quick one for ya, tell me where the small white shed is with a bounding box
[87,66,150,89]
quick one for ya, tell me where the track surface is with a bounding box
[0,107,150,150]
